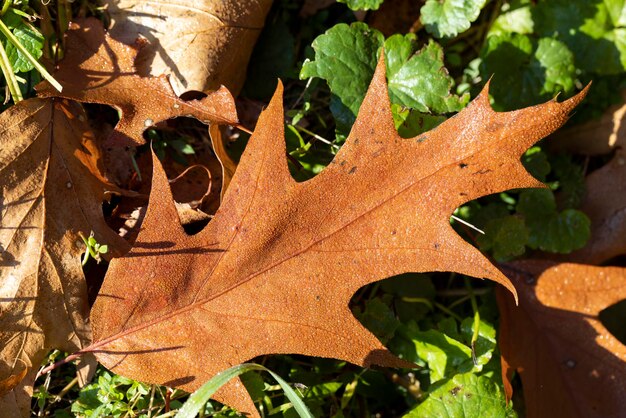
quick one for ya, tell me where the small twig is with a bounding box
[234,123,253,135]
[451,215,484,234]
[147,385,157,418]
[52,376,78,403]
[433,302,463,322]
[290,76,313,110]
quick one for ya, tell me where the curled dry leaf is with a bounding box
[36,18,238,146]
[565,150,626,264]
[209,124,237,196]
[0,99,129,413]
[88,56,586,415]
[497,260,626,418]
[105,0,273,96]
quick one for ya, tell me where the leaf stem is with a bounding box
[293,124,339,149]
[433,302,463,322]
[464,277,481,366]
[0,17,62,92]
[0,34,21,102]
[0,0,11,16]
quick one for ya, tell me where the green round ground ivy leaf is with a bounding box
[385,36,469,113]
[489,0,534,36]
[480,33,576,110]
[337,0,384,11]
[516,189,591,253]
[421,0,488,38]
[551,154,586,209]
[534,0,626,75]
[477,216,528,261]
[391,318,496,384]
[403,373,517,417]
[301,22,384,120]
[392,106,446,138]
[301,24,466,135]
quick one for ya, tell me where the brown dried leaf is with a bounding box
[565,150,626,264]
[0,99,129,398]
[497,261,626,418]
[36,19,238,146]
[89,57,586,415]
[105,0,273,96]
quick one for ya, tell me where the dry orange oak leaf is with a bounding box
[497,261,626,418]
[36,18,238,146]
[89,58,587,415]
[0,99,130,415]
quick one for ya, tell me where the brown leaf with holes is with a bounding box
[87,56,587,416]
[0,99,130,414]
[36,18,238,147]
[497,260,626,418]
[105,0,273,96]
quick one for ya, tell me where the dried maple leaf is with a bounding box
[564,150,626,264]
[36,19,238,146]
[0,99,130,413]
[88,57,587,415]
[497,261,626,418]
[105,0,273,96]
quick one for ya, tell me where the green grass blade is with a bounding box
[175,363,314,418]
[0,33,21,102]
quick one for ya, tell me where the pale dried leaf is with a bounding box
[0,99,129,396]
[105,0,273,96]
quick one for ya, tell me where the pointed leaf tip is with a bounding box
[140,149,187,236]
[563,82,591,110]
[372,47,387,86]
